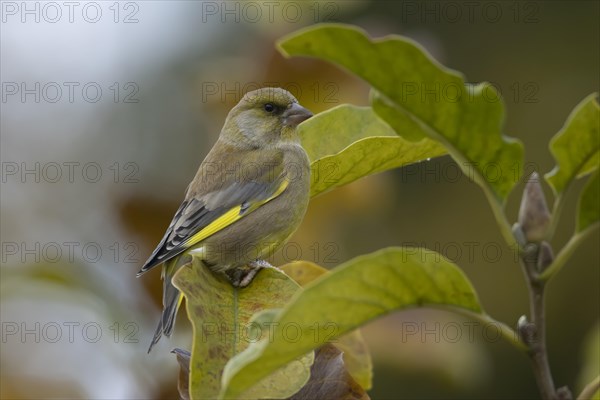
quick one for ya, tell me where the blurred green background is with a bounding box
[1,1,598,399]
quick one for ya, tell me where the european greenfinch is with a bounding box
[137,87,313,352]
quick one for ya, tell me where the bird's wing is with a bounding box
[137,158,288,275]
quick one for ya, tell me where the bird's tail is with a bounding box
[148,258,183,353]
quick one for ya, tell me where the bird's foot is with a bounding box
[249,259,280,271]
[227,260,279,288]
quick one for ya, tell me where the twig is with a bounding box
[519,245,572,400]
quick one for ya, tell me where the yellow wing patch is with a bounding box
[182,179,289,248]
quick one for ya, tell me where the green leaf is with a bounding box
[301,105,446,197]
[281,261,373,390]
[279,24,524,201]
[222,309,315,399]
[172,258,304,399]
[219,247,484,398]
[578,171,599,232]
[546,94,600,194]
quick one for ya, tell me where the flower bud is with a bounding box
[517,315,537,345]
[518,172,551,243]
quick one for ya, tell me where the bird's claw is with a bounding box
[227,259,280,287]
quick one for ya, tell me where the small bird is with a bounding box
[137,87,313,352]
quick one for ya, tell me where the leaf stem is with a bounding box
[451,309,527,351]
[547,193,565,239]
[482,185,520,251]
[539,223,599,281]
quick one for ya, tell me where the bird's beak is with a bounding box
[283,103,313,127]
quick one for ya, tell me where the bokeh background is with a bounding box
[1,1,598,399]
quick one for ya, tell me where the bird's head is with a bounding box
[221,87,313,147]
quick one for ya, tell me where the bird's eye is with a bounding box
[264,103,276,113]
